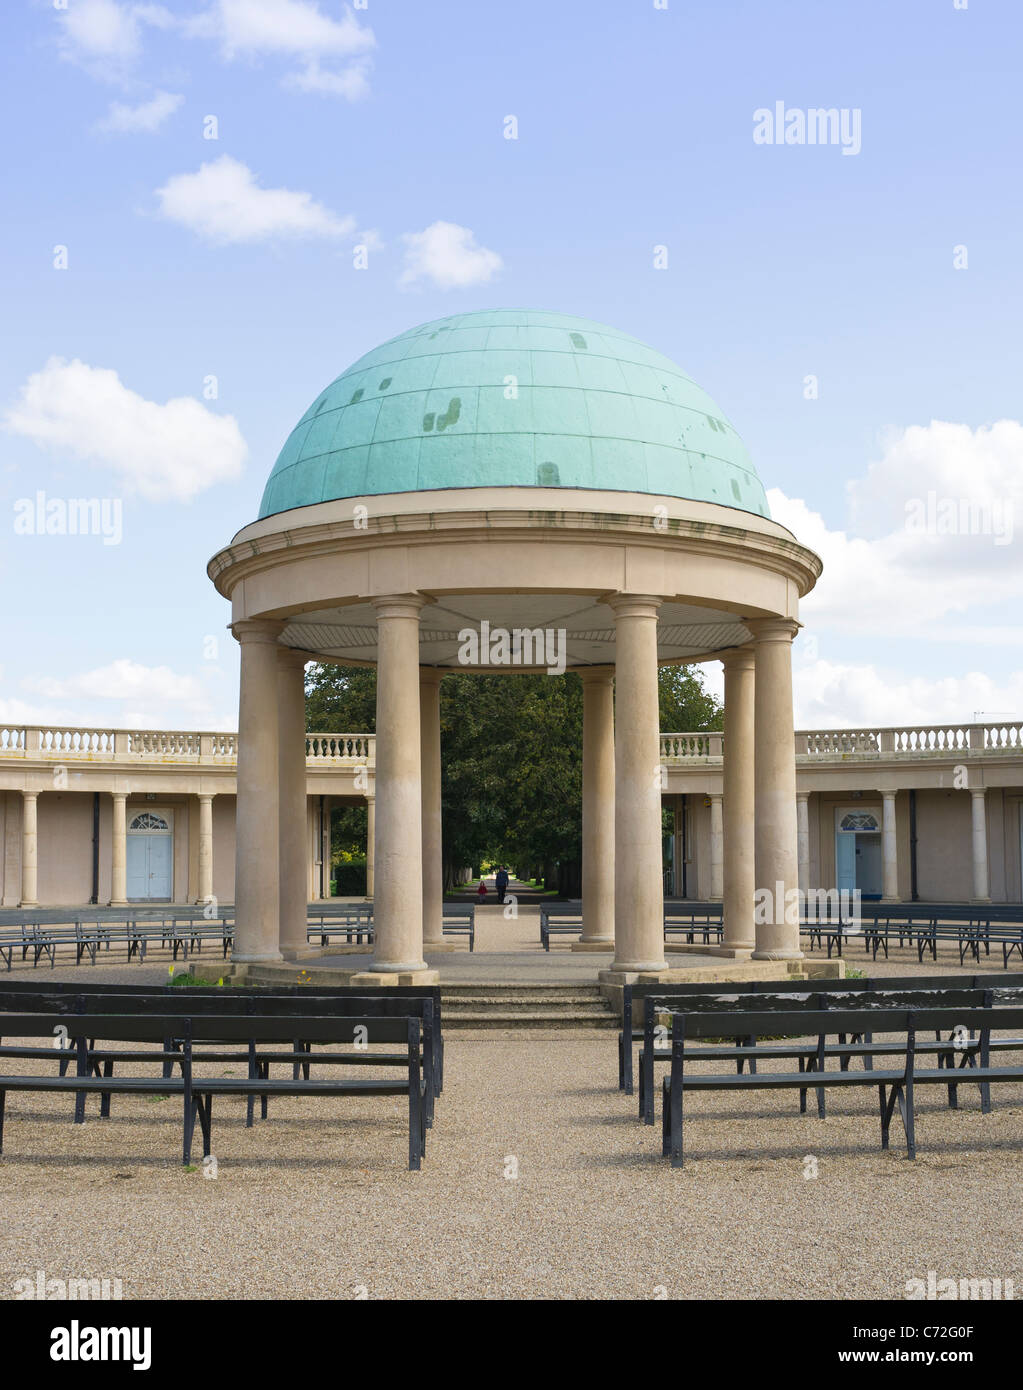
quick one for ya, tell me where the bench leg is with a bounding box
[643,1048,656,1125]
[669,1076,684,1169]
[798,1055,807,1114]
[879,1084,890,1149]
[100,1060,114,1119]
[195,1094,212,1158]
[661,1081,671,1157]
[0,1089,4,1152]
[408,1084,422,1172]
[261,1062,269,1120]
[897,1078,916,1159]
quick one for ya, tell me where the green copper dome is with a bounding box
[258,309,769,520]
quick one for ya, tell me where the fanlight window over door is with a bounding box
[129,812,170,832]
[839,812,879,832]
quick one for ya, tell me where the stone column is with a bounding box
[420,668,445,947]
[365,794,375,899]
[971,788,990,903]
[231,619,284,962]
[881,790,899,902]
[796,792,810,893]
[368,596,429,975]
[278,647,310,958]
[609,596,665,973]
[109,792,127,906]
[21,791,39,907]
[708,794,724,901]
[721,647,755,953]
[197,794,214,905]
[577,666,615,947]
[748,617,802,960]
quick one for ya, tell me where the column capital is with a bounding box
[373,594,429,622]
[720,644,755,671]
[796,789,810,802]
[745,616,801,643]
[606,593,662,620]
[970,786,987,799]
[231,619,285,646]
[577,664,616,685]
[22,789,38,802]
[418,666,446,688]
[198,792,215,804]
[111,791,126,803]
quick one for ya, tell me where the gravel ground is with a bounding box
[1,936,1021,1300]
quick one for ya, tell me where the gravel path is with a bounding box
[1,931,1021,1300]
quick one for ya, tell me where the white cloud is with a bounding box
[399,221,503,290]
[285,55,371,99]
[191,0,374,58]
[3,357,247,503]
[155,155,355,244]
[188,0,375,97]
[792,659,1023,730]
[24,659,207,708]
[57,0,173,76]
[847,419,1023,540]
[96,89,183,133]
[1,662,235,731]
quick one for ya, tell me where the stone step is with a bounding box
[440,982,599,997]
[443,995,606,1012]
[441,1010,618,1030]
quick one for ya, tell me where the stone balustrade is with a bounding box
[0,726,374,767]
[661,721,1023,763]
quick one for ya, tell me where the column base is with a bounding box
[232,951,284,964]
[108,899,127,908]
[349,968,440,986]
[279,946,322,961]
[751,949,804,961]
[571,938,615,952]
[971,897,992,905]
[880,895,901,903]
[608,959,668,975]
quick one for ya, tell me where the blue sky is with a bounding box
[1,0,1020,731]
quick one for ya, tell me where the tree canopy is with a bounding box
[305,661,722,889]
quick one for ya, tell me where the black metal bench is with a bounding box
[0,1011,428,1170]
[660,1004,1023,1167]
[637,984,1023,1124]
[617,971,1023,1095]
[0,979,445,1098]
[0,988,440,1130]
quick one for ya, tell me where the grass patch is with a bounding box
[167,973,232,988]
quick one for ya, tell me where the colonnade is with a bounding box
[227,599,807,973]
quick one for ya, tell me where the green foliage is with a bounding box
[304,661,722,890]
[658,666,723,732]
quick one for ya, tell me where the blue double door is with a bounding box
[126,833,172,900]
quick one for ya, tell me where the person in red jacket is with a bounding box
[476,877,487,901]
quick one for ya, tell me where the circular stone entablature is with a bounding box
[209,310,821,667]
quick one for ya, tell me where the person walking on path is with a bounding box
[495,866,509,904]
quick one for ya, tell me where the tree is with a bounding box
[304,660,722,892]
